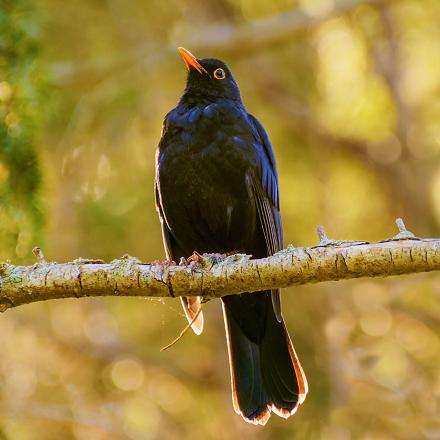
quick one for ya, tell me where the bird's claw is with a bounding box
[179,253,204,269]
[151,259,176,266]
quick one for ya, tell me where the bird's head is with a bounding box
[178,47,242,103]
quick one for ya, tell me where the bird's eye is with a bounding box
[213,68,226,80]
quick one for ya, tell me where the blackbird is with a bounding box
[155,47,308,425]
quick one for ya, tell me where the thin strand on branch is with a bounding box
[160,304,205,352]
[0,219,439,312]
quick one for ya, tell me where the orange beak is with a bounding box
[178,47,208,75]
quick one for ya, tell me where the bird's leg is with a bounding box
[178,254,200,268]
[180,251,230,269]
[178,255,212,303]
[187,251,204,264]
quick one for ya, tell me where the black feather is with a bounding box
[155,51,307,424]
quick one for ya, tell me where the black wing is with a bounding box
[247,113,283,321]
[155,153,204,335]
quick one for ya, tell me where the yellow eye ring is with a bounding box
[213,68,226,80]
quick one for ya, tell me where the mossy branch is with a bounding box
[0,219,439,313]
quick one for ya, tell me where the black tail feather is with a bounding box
[222,294,307,425]
[223,302,270,422]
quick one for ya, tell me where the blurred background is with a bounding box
[1,0,440,438]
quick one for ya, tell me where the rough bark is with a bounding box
[0,222,439,312]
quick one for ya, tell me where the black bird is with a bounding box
[155,47,308,425]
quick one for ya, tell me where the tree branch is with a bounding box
[185,0,386,56]
[0,220,439,312]
[51,0,384,85]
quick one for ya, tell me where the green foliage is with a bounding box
[0,0,45,262]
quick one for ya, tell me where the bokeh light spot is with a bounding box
[299,0,334,17]
[359,306,393,337]
[0,81,12,102]
[147,371,192,414]
[83,310,119,347]
[111,358,145,391]
[395,318,439,360]
[370,343,408,388]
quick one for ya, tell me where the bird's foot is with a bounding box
[180,252,226,269]
[180,251,250,270]
[178,254,200,268]
[151,259,176,266]
[180,252,215,269]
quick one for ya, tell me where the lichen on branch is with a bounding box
[0,220,439,312]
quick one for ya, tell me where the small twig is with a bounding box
[395,218,407,233]
[32,247,46,263]
[317,225,328,243]
[314,225,367,248]
[389,218,417,241]
[160,304,204,352]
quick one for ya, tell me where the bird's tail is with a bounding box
[181,296,204,335]
[222,300,308,425]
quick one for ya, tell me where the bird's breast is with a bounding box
[157,103,259,253]
[160,102,258,187]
